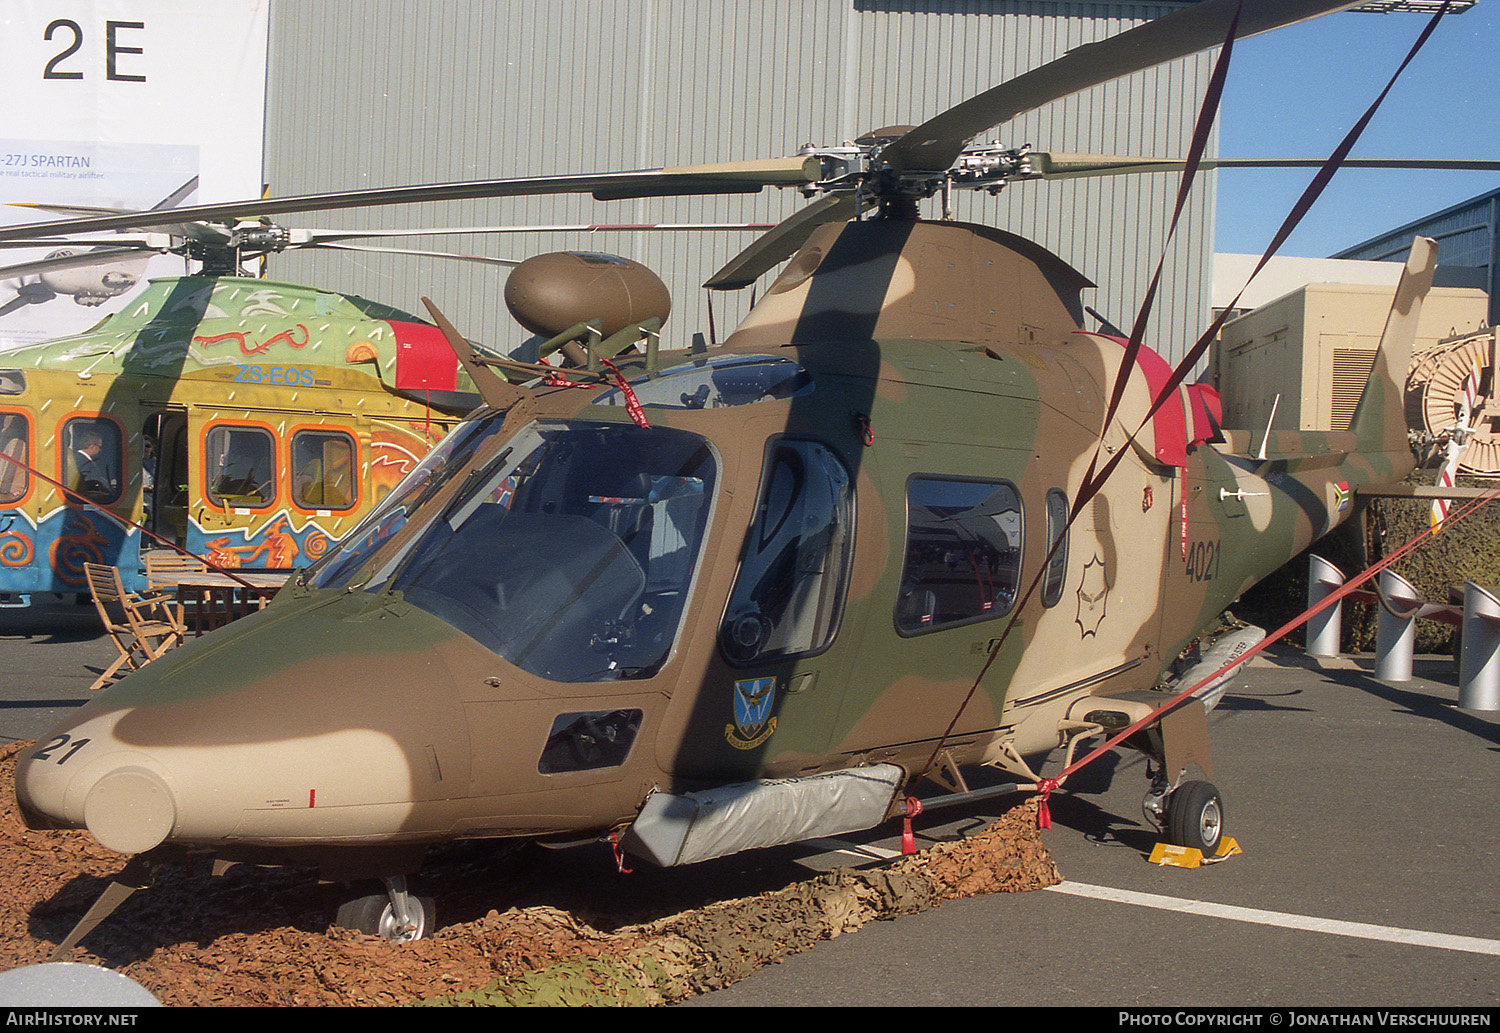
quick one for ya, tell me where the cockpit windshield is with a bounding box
[307,417,717,683]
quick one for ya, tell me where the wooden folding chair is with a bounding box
[82,563,187,691]
[143,551,208,626]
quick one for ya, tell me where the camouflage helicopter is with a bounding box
[6,0,1491,950]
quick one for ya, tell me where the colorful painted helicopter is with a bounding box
[0,220,689,602]
[5,0,1491,950]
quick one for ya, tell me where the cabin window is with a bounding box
[62,417,123,505]
[896,477,1022,634]
[292,429,357,511]
[1042,488,1070,608]
[205,425,276,509]
[720,439,854,664]
[0,412,31,504]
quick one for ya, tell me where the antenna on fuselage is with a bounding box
[1256,394,1281,461]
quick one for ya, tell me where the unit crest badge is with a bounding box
[726,677,777,750]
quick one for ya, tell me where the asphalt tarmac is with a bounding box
[685,647,1500,1010]
[2,598,1497,1011]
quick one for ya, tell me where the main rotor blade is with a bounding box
[1030,153,1500,179]
[0,157,822,244]
[881,0,1365,174]
[291,222,776,245]
[703,192,858,290]
[5,205,228,246]
[308,241,524,266]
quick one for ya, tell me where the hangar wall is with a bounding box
[1333,187,1500,328]
[261,0,1216,363]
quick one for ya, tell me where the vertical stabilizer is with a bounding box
[1348,236,1437,459]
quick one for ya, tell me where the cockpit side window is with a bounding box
[896,477,1023,635]
[720,439,854,665]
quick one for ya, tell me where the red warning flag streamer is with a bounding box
[1079,1,1240,499]
[598,356,651,428]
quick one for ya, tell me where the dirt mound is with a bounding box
[0,742,1059,1006]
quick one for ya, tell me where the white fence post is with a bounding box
[1375,569,1419,683]
[1459,583,1500,711]
[1307,555,1343,657]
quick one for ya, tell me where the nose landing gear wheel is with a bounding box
[335,884,435,944]
[1166,780,1223,854]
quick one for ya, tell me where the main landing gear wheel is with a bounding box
[335,878,435,944]
[1165,780,1223,854]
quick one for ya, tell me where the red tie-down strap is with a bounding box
[901,796,924,855]
[1035,779,1058,830]
[598,356,650,428]
[609,830,633,874]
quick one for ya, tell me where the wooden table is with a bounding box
[163,572,289,636]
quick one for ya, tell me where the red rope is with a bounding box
[1049,483,1500,802]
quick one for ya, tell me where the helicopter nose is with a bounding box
[79,767,176,854]
[15,716,179,855]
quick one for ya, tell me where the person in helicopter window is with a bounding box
[72,429,117,502]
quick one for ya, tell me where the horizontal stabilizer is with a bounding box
[1358,484,1495,500]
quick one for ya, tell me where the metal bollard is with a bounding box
[1459,583,1500,711]
[1306,555,1343,657]
[1375,569,1419,682]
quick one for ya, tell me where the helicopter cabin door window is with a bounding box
[897,477,1023,634]
[62,417,122,505]
[206,425,276,510]
[720,439,854,664]
[292,429,357,511]
[0,411,31,505]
